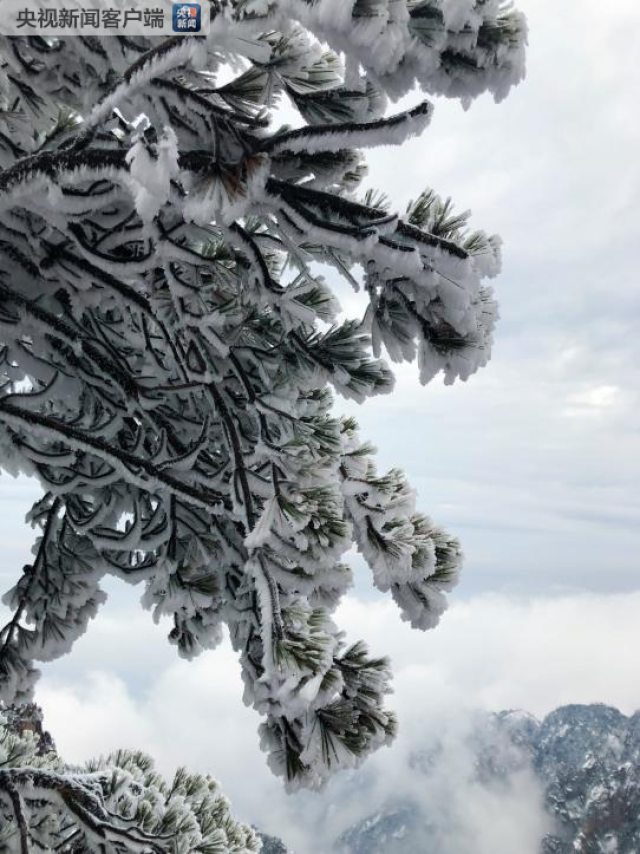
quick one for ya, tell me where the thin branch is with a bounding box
[0,495,61,657]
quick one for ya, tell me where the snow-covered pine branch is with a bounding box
[0,0,526,788]
[235,0,527,105]
[0,705,260,853]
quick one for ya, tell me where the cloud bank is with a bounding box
[33,588,640,851]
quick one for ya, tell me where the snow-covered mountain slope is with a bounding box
[334,704,640,854]
[257,831,292,854]
[535,706,640,854]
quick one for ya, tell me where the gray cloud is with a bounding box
[333,0,640,596]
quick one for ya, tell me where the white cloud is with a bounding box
[570,386,620,410]
[563,384,622,418]
[339,592,640,718]
[34,589,640,851]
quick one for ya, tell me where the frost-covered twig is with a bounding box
[0,0,525,788]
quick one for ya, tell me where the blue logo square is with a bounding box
[172,3,201,32]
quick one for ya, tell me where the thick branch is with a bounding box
[1,776,30,854]
[0,398,223,511]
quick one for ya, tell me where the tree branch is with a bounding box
[0,398,223,511]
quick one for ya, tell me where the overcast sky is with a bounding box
[353,0,640,598]
[1,1,639,851]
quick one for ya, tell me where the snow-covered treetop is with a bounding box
[0,706,260,853]
[0,0,526,789]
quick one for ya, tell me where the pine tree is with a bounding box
[0,1,527,788]
[0,705,261,853]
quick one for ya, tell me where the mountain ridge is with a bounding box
[335,703,640,854]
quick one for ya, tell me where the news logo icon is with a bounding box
[172,3,200,32]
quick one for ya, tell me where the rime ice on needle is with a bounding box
[0,0,526,788]
[0,708,261,853]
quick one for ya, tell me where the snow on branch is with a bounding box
[236,0,527,104]
[260,100,433,156]
[0,709,260,853]
[0,1,525,788]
